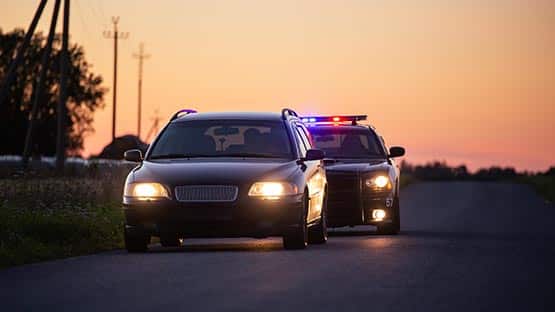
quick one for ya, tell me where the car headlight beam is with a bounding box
[125,182,169,200]
[248,182,298,200]
[365,175,392,190]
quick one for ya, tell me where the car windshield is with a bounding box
[309,127,385,159]
[149,120,293,159]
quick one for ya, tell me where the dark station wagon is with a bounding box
[122,109,328,251]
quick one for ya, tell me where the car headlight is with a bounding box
[124,182,169,200]
[248,182,298,200]
[365,175,392,190]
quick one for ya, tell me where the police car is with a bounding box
[302,115,405,234]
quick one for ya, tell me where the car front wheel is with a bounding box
[124,226,150,252]
[160,233,181,248]
[283,192,309,250]
[308,193,328,244]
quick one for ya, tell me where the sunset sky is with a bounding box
[1,0,554,171]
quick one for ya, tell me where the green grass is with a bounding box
[521,175,555,203]
[0,175,127,269]
[0,202,123,268]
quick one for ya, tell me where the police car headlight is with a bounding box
[365,175,391,190]
[124,182,169,200]
[248,182,298,200]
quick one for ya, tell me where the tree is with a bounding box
[0,28,106,156]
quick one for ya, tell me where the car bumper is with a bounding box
[123,194,304,237]
[363,197,395,226]
[327,193,395,227]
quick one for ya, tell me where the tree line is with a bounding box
[400,160,555,181]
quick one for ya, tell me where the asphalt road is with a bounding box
[1,182,554,311]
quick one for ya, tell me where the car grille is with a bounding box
[326,172,360,217]
[174,185,238,202]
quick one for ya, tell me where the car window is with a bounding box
[296,125,313,149]
[309,127,385,159]
[149,120,293,159]
[293,127,308,157]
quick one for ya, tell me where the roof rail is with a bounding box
[281,108,299,120]
[170,109,197,121]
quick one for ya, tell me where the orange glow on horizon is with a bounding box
[1,0,554,171]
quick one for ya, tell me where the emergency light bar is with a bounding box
[300,115,367,125]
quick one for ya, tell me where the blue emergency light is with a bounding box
[300,115,367,125]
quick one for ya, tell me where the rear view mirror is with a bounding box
[388,146,405,158]
[124,149,143,162]
[305,149,325,161]
[214,127,240,136]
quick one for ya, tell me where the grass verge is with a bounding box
[0,175,127,269]
[520,175,555,203]
[0,202,124,269]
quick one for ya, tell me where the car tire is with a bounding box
[125,227,150,252]
[283,192,309,250]
[160,232,181,247]
[376,196,401,235]
[308,192,328,244]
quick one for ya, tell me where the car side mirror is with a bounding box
[388,146,405,158]
[305,149,325,161]
[124,149,143,162]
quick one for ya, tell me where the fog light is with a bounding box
[372,209,386,221]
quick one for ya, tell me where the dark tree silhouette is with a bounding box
[0,28,106,156]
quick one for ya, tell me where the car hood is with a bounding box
[130,158,300,186]
[324,159,390,173]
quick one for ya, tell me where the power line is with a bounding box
[23,0,62,165]
[73,0,94,41]
[133,43,150,139]
[0,0,48,108]
[103,16,129,142]
[56,0,70,171]
[1,0,71,171]
[95,0,108,25]
[86,0,103,24]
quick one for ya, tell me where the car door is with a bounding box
[293,123,326,223]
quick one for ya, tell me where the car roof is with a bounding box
[171,112,288,123]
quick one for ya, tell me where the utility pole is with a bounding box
[103,17,128,142]
[56,0,70,171]
[22,0,61,165]
[133,43,150,139]
[0,0,47,108]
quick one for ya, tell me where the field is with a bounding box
[0,164,133,268]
